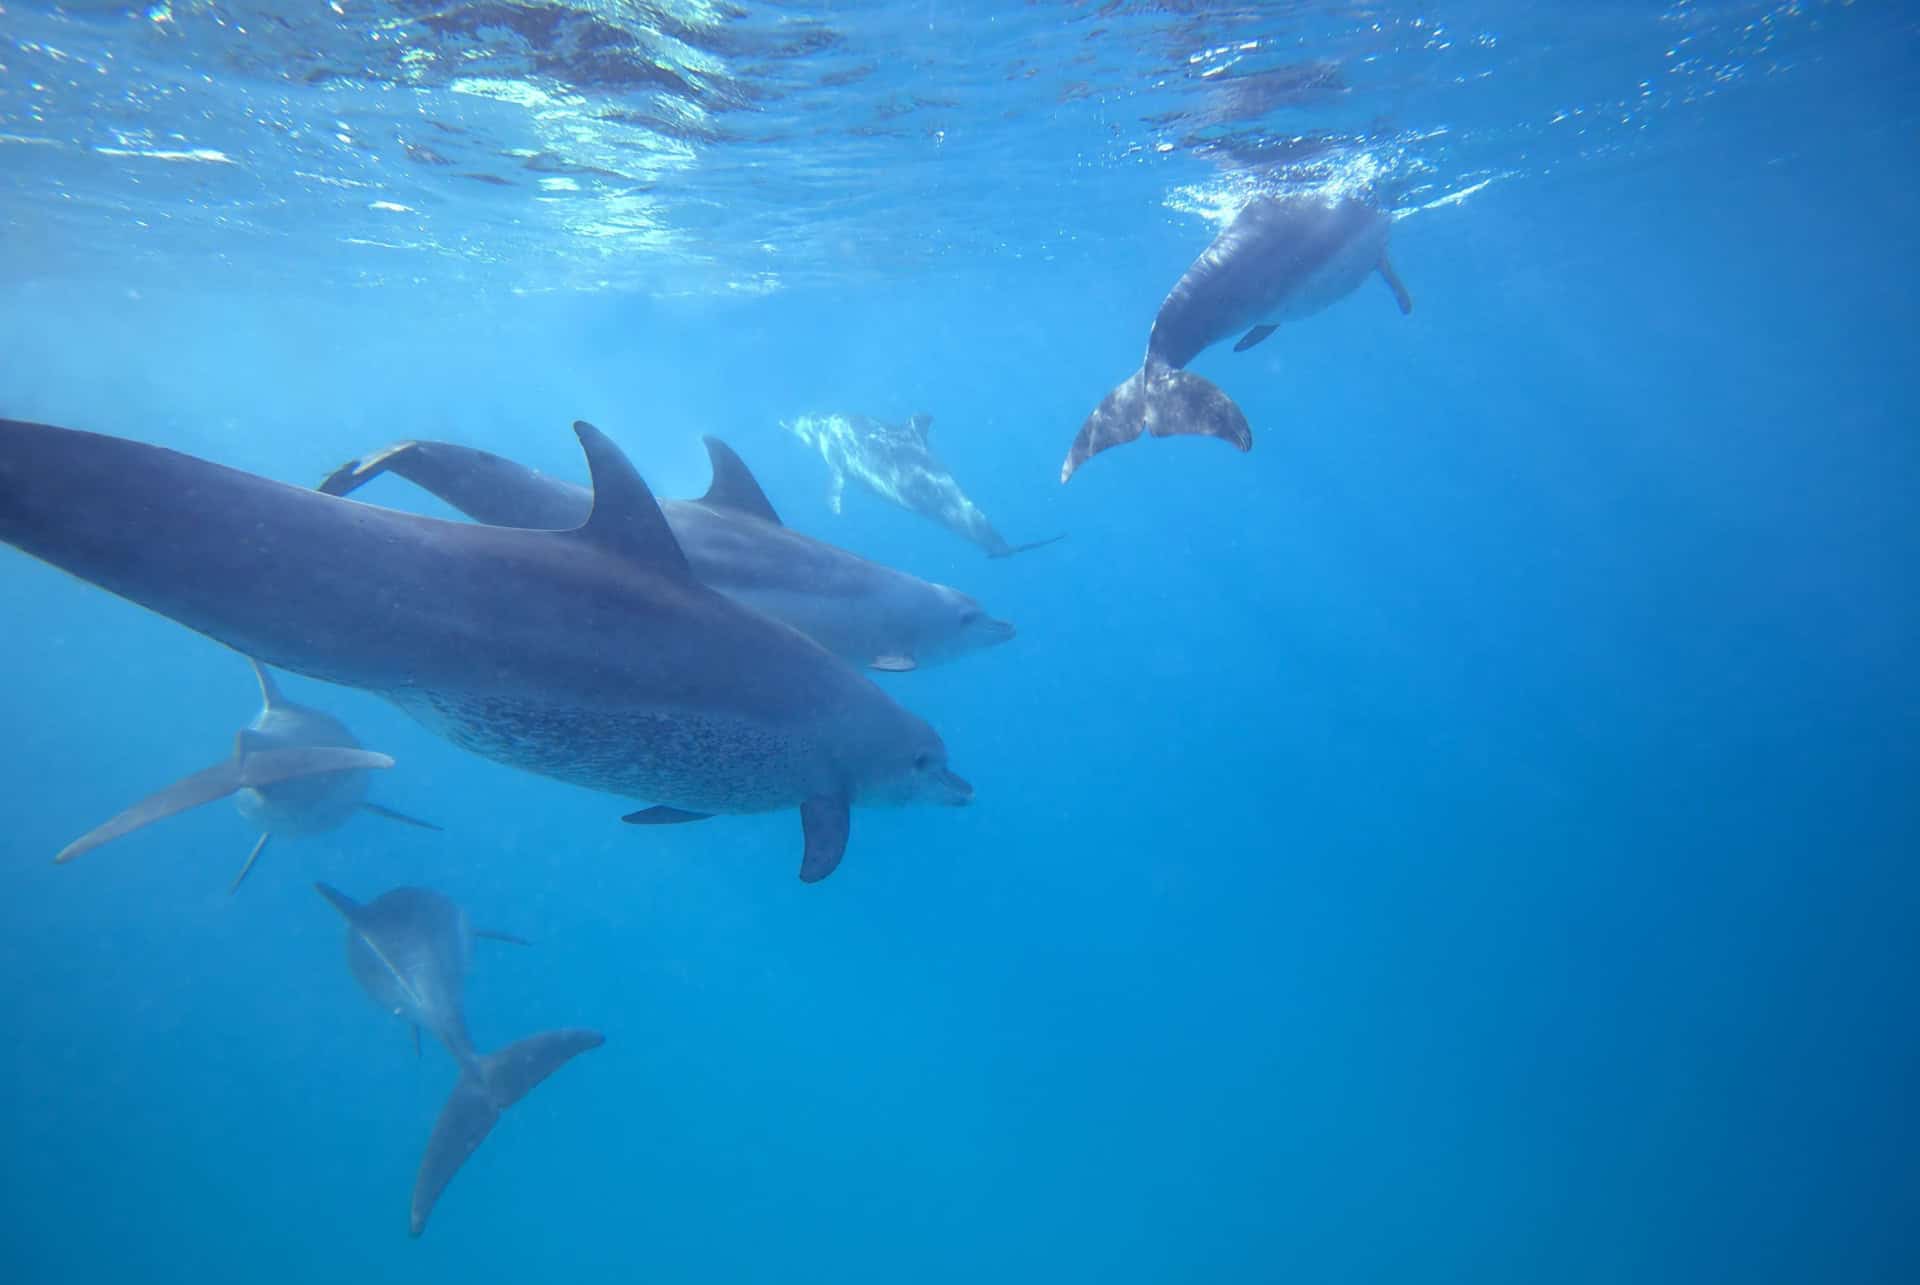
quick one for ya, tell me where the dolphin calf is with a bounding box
[784,412,1062,558]
[52,657,438,890]
[1061,192,1413,481]
[314,882,602,1236]
[0,416,969,882]
[317,435,1015,674]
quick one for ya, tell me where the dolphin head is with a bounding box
[904,583,1016,667]
[853,712,973,809]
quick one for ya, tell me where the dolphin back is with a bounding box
[1060,363,1252,482]
[410,1027,605,1236]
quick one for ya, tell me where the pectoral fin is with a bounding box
[360,801,441,831]
[621,806,713,825]
[798,794,850,883]
[53,745,389,866]
[227,832,272,894]
[868,655,918,673]
[475,928,532,946]
[1378,254,1413,315]
[1233,324,1278,352]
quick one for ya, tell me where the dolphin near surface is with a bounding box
[52,657,438,891]
[1061,192,1413,482]
[314,882,603,1237]
[0,416,972,883]
[318,435,1015,674]
[784,411,1063,558]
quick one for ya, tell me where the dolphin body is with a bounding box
[0,417,972,882]
[52,657,438,890]
[783,412,1062,559]
[314,882,602,1237]
[1061,193,1413,481]
[318,436,1014,674]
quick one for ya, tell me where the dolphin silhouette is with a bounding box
[314,882,602,1237]
[784,412,1063,558]
[0,416,972,883]
[52,657,435,890]
[318,435,1016,674]
[1062,192,1413,481]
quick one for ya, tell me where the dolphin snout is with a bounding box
[983,618,1016,644]
[938,768,973,805]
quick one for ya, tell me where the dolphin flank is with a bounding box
[315,882,602,1237]
[317,435,1017,674]
[0,416,972,882]
[1061,192,1412,481]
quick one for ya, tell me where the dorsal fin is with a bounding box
[906,414,934,438]
[569,421,692,580]
[248,657,284,709]
[697,437,781,525]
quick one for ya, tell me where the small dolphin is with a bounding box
[1061,192,1412,481]
[0,417,971,883]
[314,882,603,1237]
[784,412,1063,558]
[52,657,438,890]
[318,436,1015,674]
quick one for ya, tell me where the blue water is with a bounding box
[2,2,1916,1281]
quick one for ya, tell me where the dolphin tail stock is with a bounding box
[1059,360,1252,483]
[410,1028,606,1237]
[52,744,394,867]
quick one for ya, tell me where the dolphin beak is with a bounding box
[984,618,1016,644]
[938,768,973,805]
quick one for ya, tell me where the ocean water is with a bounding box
[1,1,1915,1281]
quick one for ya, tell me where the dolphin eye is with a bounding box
[959,610,981,626]
[914,751,933,771]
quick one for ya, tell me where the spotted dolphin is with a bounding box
[314,882,602,1237]
[0,417,972,883]
[52,657,438,890]
[318,436,1014,674]
[784,412,1063,558]
[1061,193,1413,481]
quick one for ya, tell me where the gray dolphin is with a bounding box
[314,882,602,1237]
[784,412,1063,559]
[52,657,437,890]
[317,435,1014,674]
[0,417,970,882]
[1061,192,1413,481]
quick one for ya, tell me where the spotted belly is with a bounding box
[386,687,823,815]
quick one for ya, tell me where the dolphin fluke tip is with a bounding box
[315,441,423,498]
[1060,367,1252,482]
[409,1028,605,1237]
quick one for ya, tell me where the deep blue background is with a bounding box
[2,16,1916,1284]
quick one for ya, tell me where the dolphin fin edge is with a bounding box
[798,793,850,883]
[697,437,782,525]
[1060,367,1251,483]
[409,1028,605,1237]
[569,421,695,581]
[1378,254,1413,315]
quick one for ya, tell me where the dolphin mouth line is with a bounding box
[938,768,974,805]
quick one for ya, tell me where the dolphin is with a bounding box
[783,412,1063,559]
[0,416,972,883]
[317,435,1015,674]
[314,882,602,1237]
[1061,192,1413,481]
[52,657,439,890]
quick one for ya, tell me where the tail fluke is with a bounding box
[410,1028,605,1237]
[1060,365,1251,483]
[54,745,393,866]
[317,439,589,530]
